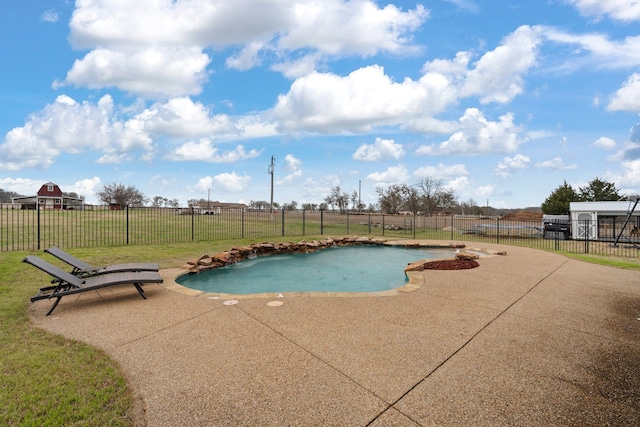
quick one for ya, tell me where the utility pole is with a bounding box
[268,155,275,215]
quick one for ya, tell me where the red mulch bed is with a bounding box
[423,259,479,270]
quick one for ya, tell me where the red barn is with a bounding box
[37,182,63,209]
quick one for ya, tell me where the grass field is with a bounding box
[1,233,639,425]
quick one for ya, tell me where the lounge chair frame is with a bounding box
[25,255,163,315]
[44,246,159,277]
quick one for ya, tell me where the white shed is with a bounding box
[569,200,640,240]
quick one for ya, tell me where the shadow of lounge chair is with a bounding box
[44,246,159,277]
[25,255,163,316]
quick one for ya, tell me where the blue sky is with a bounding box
[1,0,640,208]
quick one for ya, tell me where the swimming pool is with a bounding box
[176,245,453,294]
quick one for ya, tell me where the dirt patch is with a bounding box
[423,259,479,270]
[501,211,543,221]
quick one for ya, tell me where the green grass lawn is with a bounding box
[1,236,639,425]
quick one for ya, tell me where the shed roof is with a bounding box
[570,201,639,214]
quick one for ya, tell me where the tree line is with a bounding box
[7,176,632,216]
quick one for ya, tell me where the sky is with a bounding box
[1,0,640,209]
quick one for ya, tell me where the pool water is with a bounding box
[177,245,452,294]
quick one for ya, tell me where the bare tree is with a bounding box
[325,186,350,213]
[376,184,405,214]
[416,177,444,215]
[97,182,147,208]
[401,185,422,215]
[415,177,456,215]
[282,200,298,211]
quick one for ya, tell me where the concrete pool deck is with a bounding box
[29,240,640,426]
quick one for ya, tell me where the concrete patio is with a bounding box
[29,241,640,426]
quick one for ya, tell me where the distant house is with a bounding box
[186,200,248,214]
[11,182,83,210]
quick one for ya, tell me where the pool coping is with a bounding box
[158,239,506,300]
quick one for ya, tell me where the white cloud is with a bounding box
[213,172,251,192]
[416,108,524,155]
[0,177,46,195]
[460,26,541,104]
[138,98,278,140]
[353,138,405,161]
[0,94,280,171]
[194,172,251,193]
[167,140,262,162]
[607,159,640,187]
[62,0,428,98]
[226,41,266,71]
[567,0,640,22]
[57,47,211,98]
[193,176,214,194]
[366,165,410,185]
[535,157,578,170]
[270,25,549,136]
[412,163,468,178]
[270,54,323,79]
[96,153,131,164]
[69,177,102,202]
[0,94,152,170]
[141,97,230,137]
[447,176,470,193]
[543,29,640,70]
[607,143,640,162]
[40,10,59,23]
[592,136,616,149]
[494,154,530,177]
[274,65,455,133]
[608,73,640,112]
[278,1,428,56]
[475,184,496,198]
[276,154,304,185]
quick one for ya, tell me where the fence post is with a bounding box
[126,205,130,245]
[368,212,371,234]
[242,208,245,239]
[191,206,195,241]
[496,216,500,244]
[450,214,454,240]
[281,209,285,236]
[382,214,385,236]
[346,210,349,235]
[302,209,306,236]
[320,210,324,235]
[585,219,590,254]
[37,206,41,250]
[413,214,416,239]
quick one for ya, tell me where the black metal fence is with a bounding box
[1,205,639,259]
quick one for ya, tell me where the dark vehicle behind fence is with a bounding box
[543,214,570,240]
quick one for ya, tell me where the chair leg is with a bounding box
[46,297,62,316]
[134,283,147,299]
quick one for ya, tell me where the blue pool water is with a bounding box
[177,245,452,294]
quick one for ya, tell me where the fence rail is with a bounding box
[1,205,639,259]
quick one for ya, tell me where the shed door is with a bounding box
[576,212,597,240]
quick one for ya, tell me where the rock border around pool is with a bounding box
[160,237,507,299]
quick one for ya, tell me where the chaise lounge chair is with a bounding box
[25,255,163,316]
[44,246,159,277]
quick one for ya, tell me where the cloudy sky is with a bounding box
[1,0,640,208]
